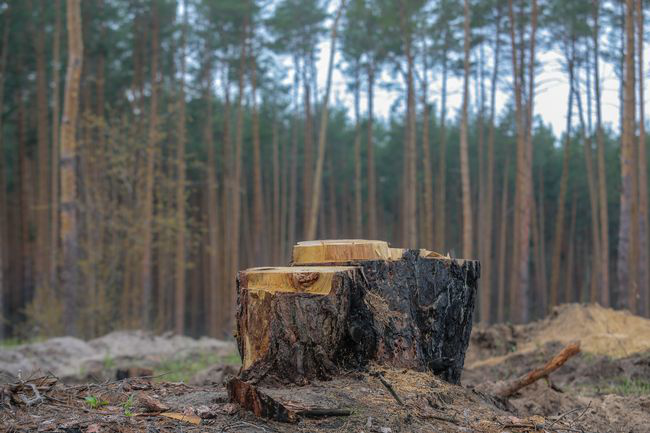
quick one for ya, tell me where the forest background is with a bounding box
[0,0,649,340]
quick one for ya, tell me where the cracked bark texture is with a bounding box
[234,250,479,386]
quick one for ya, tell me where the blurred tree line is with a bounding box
[0,0,648,339]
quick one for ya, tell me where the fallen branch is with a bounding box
[371,372,404,406]
[496,342,580,398]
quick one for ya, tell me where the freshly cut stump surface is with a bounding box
[235,241,479,387]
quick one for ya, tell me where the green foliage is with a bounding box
[122,394,135,417]
[84,395,109,409]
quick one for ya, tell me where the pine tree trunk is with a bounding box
[481,8,502,323]
[593,0,610,307]
[353,71,362,238]
[34,5,50,294]
[400,1,417,248]
[435,46,448,253]
[0,7,8,339]
[618,0,637,311]
[550,55,574,309]
[460,0,472,260]
[574,67,601,305]
[303,77,313,237]
[60,0,83,336]
[229,22,248,332]
[421,83,434,250]
[272,120,281,263]
[175,1,188,334]
[366,65,377,240]
[636,0,648,316]
[250,44,266,265]
[141,3,159,330]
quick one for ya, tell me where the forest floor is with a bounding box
[2,304,650,432]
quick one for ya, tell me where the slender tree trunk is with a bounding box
[250,41,265,264]
[591,0,610,307]
[204,54,220,336]
[60,0,83,336]
[575,64,601,305]
[507,0,523,317]
[508,0,536,322]
[550,51,575,309]
[564,192,578,303]
[421,74,434,250]
[480,8,502,323]
[366,65,377,239]
[303,73,313,237]
[287,58,299,253]
[34,4,50,295]
[436,46,448,253]
[272,119,281,262]
[636,0,648,316]
[460,0,472,259]
[497,156,510,323]
[141,3,159,330]
[228,19,248,331]
[174,1,188,334]
[399,1,417,248]
[519,0,537,322]
[305,0,347,240]
[0,7,9,339]
[353,68,362,238]
[618,0,638,311]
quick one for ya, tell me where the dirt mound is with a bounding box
[0,331,235,383]
[467,303,650,369]
[464,304,650,433]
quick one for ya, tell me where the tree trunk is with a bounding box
[272,120,281,263]
[353,69,362,239]
[593,0,609,307]
[250,42,266,265]
[0,7,8,338]
[235,243,479,386]
[229,20,248,332]
[303,75,313,237]
[636,0,648,316]
[421,81,434,250]
[34,4,50,294]
[549,53,574,309]
[574,65,601,305]
[141,3,159,330]
[618,0,637,311]
[175,0,188,335]
[366,65,377,239]
[460,0,472,260]
[305,0,346,240]
[399,1,417,248]
[497,157,510,322]
[480,7,502,323]
[60,0,83,336]
[435,46,448,253]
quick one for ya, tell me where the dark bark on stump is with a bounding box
[234,250,479,386]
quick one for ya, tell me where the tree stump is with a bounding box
[234,240,479,386]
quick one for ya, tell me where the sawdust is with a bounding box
[468,303,650,369]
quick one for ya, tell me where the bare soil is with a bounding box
[2,304,650,432]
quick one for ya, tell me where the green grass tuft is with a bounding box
[153,350,241,383]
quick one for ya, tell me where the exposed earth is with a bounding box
[2,304,650,432]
